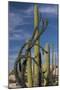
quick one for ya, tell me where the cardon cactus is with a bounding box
[33,4,40,87]
[42,43,50,86]
[54,51,56,77]
[52,47,56,83]
[26,41,33,87]
[51,46,54,82]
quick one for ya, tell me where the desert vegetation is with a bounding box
[8,3,58,89]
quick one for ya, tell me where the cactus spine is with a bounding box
[43,43,50,86]
[26,41,33,87]
[33,4,40,86]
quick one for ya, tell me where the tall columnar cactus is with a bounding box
[53,49,56,81]
[39,52,42,86]
[54,51,56,77]
[51,46,57,85]
[42,43,50,86]
[33,4,40,87]
[26,41,33,87]
[52,46,55,81]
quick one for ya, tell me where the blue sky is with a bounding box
[8,2,58,72]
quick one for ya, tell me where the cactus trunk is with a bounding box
[43,43,50,86]
[53,50,57,85]
[52,46,54,82]
[26,41,33,87]
[54,49,56,81]
[33,4,40,87]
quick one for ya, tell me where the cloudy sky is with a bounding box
[8,2,58,72]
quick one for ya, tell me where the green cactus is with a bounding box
[52,48,56,83]
[51,46,55,83]
[26,41,33,87]
[51,46,57,85]
[42,43,50,86]
[33,4,40,87]
[14,2,49,87]
[54,51,56,78]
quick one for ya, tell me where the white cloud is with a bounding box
[12,29,23,33]
[9,11,32,33]
[22,5,57,16]
[9,12,23,28]
[39,6,57,15]
[9,30,31,41]
[9,12,24,34]
[16,5,33,17]
[9,47,20,53]
[9,34,24,41]
[9,11,32,41]
[25,6,33,15]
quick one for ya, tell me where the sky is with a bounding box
[8,2,58,72]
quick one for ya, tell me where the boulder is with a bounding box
[9,74,16,83]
